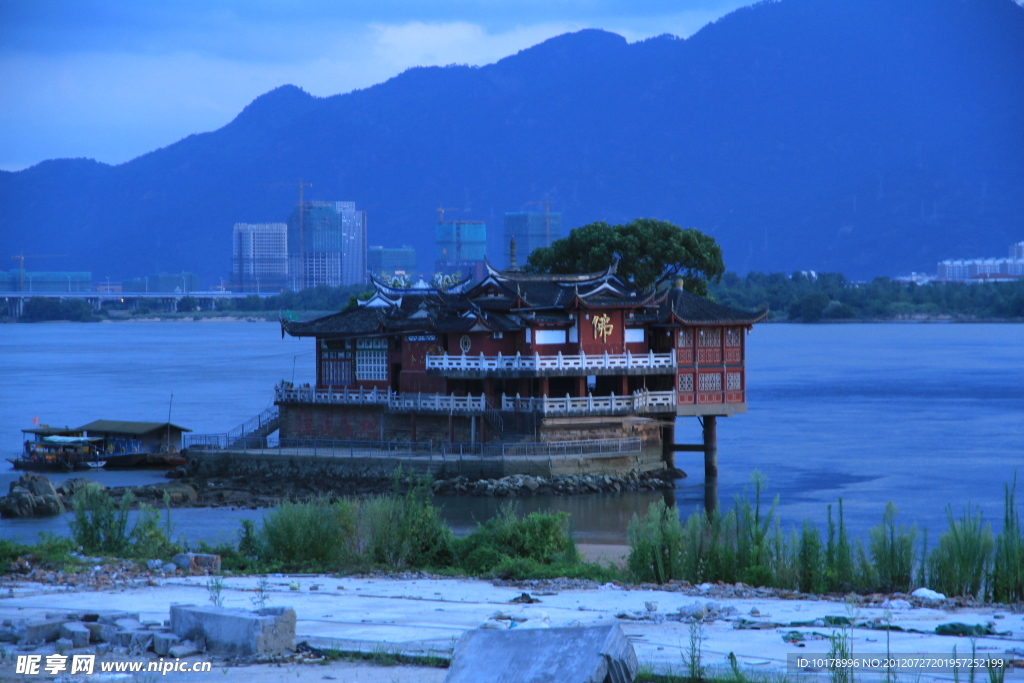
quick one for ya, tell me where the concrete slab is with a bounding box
[171,604,296,656]
[445,624,638,683]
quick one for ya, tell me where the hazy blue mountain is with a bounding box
[2,0,1022,284]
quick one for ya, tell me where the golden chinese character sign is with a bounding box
[592,313,614,343]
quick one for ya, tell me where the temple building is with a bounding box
[277,262,766,471]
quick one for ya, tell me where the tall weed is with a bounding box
[929,504,993,599]
[869,502,917,593]
[797,521,825,594]
[991,476,1024,604]
[825,500,854,592]
[627,499,683,583]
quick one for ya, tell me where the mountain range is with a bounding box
[2,0,1023,284]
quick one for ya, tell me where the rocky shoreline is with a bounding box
[0,468,683,518]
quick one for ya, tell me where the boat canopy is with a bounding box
[42,436,104,444]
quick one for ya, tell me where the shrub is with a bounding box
[457,503,578,576]
[70,485,133,555]
[869,502,917,593]
[928,504,993,599]
[70,485,178,558]
[260,496,358,569]
[360,480,454,569]
[992,477,1024,604]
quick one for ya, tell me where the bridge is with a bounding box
[1,290,277,319]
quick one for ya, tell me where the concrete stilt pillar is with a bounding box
[410,412,417,443]
[704,478,718,514]
[661,422,676,470]
[703,415,718,513]
[702,415,718,479]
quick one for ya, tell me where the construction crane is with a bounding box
[526,198,554,247]
[436,205,459,223]
[259,179,312,289]
[10,252,67,291]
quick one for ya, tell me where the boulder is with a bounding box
[0,474,65,518]
[172,553,221,572]
[55,478,100,499]
[170,605,295,656]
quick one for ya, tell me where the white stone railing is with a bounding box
[276,385,390,405]
[275,385,485,412]
[425,349,675,372]
[276,384,674,414]
[501,390,675,414]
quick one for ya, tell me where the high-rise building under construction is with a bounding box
[287,201,366,289]
[503,211,563,268]
[232,222,288,292]
[435,220,487,280]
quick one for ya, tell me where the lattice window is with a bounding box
[679,329,693,347]
[726,328,742,347]
[699,373,722,391]
[678,374,694,392]
[727,372,741,390]
[356,338,388,381]
[322,359,354,385]
[698,328,721,347]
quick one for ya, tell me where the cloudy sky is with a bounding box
[0,0,753,171]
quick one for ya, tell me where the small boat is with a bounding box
[14,419,191,471]
[10,431,107,472]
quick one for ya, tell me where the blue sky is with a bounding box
[0,0,752,171]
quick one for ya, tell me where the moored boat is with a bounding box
[12,420,191,471]
[11,428,107,471]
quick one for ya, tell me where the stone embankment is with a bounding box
[430,470,678,497]
[0,466,684,518]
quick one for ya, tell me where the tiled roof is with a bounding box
[660,287,768,325]
[282,272,765,338]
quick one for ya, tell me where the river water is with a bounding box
[1,321,1021,547]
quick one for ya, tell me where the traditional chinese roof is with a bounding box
[661,286,768,325]
[281,265,765,338]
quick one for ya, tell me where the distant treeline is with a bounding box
[710,272,1024,321]
[213,284,370,313]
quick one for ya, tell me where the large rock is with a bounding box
[0,473,65,518]
[170,605,295,656]
[131,482,197,504]
[56,478,101,500]
[445,624,638,683]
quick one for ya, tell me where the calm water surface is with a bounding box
[1,321,1021,546]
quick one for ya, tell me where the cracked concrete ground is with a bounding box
[1,572,1021,682]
